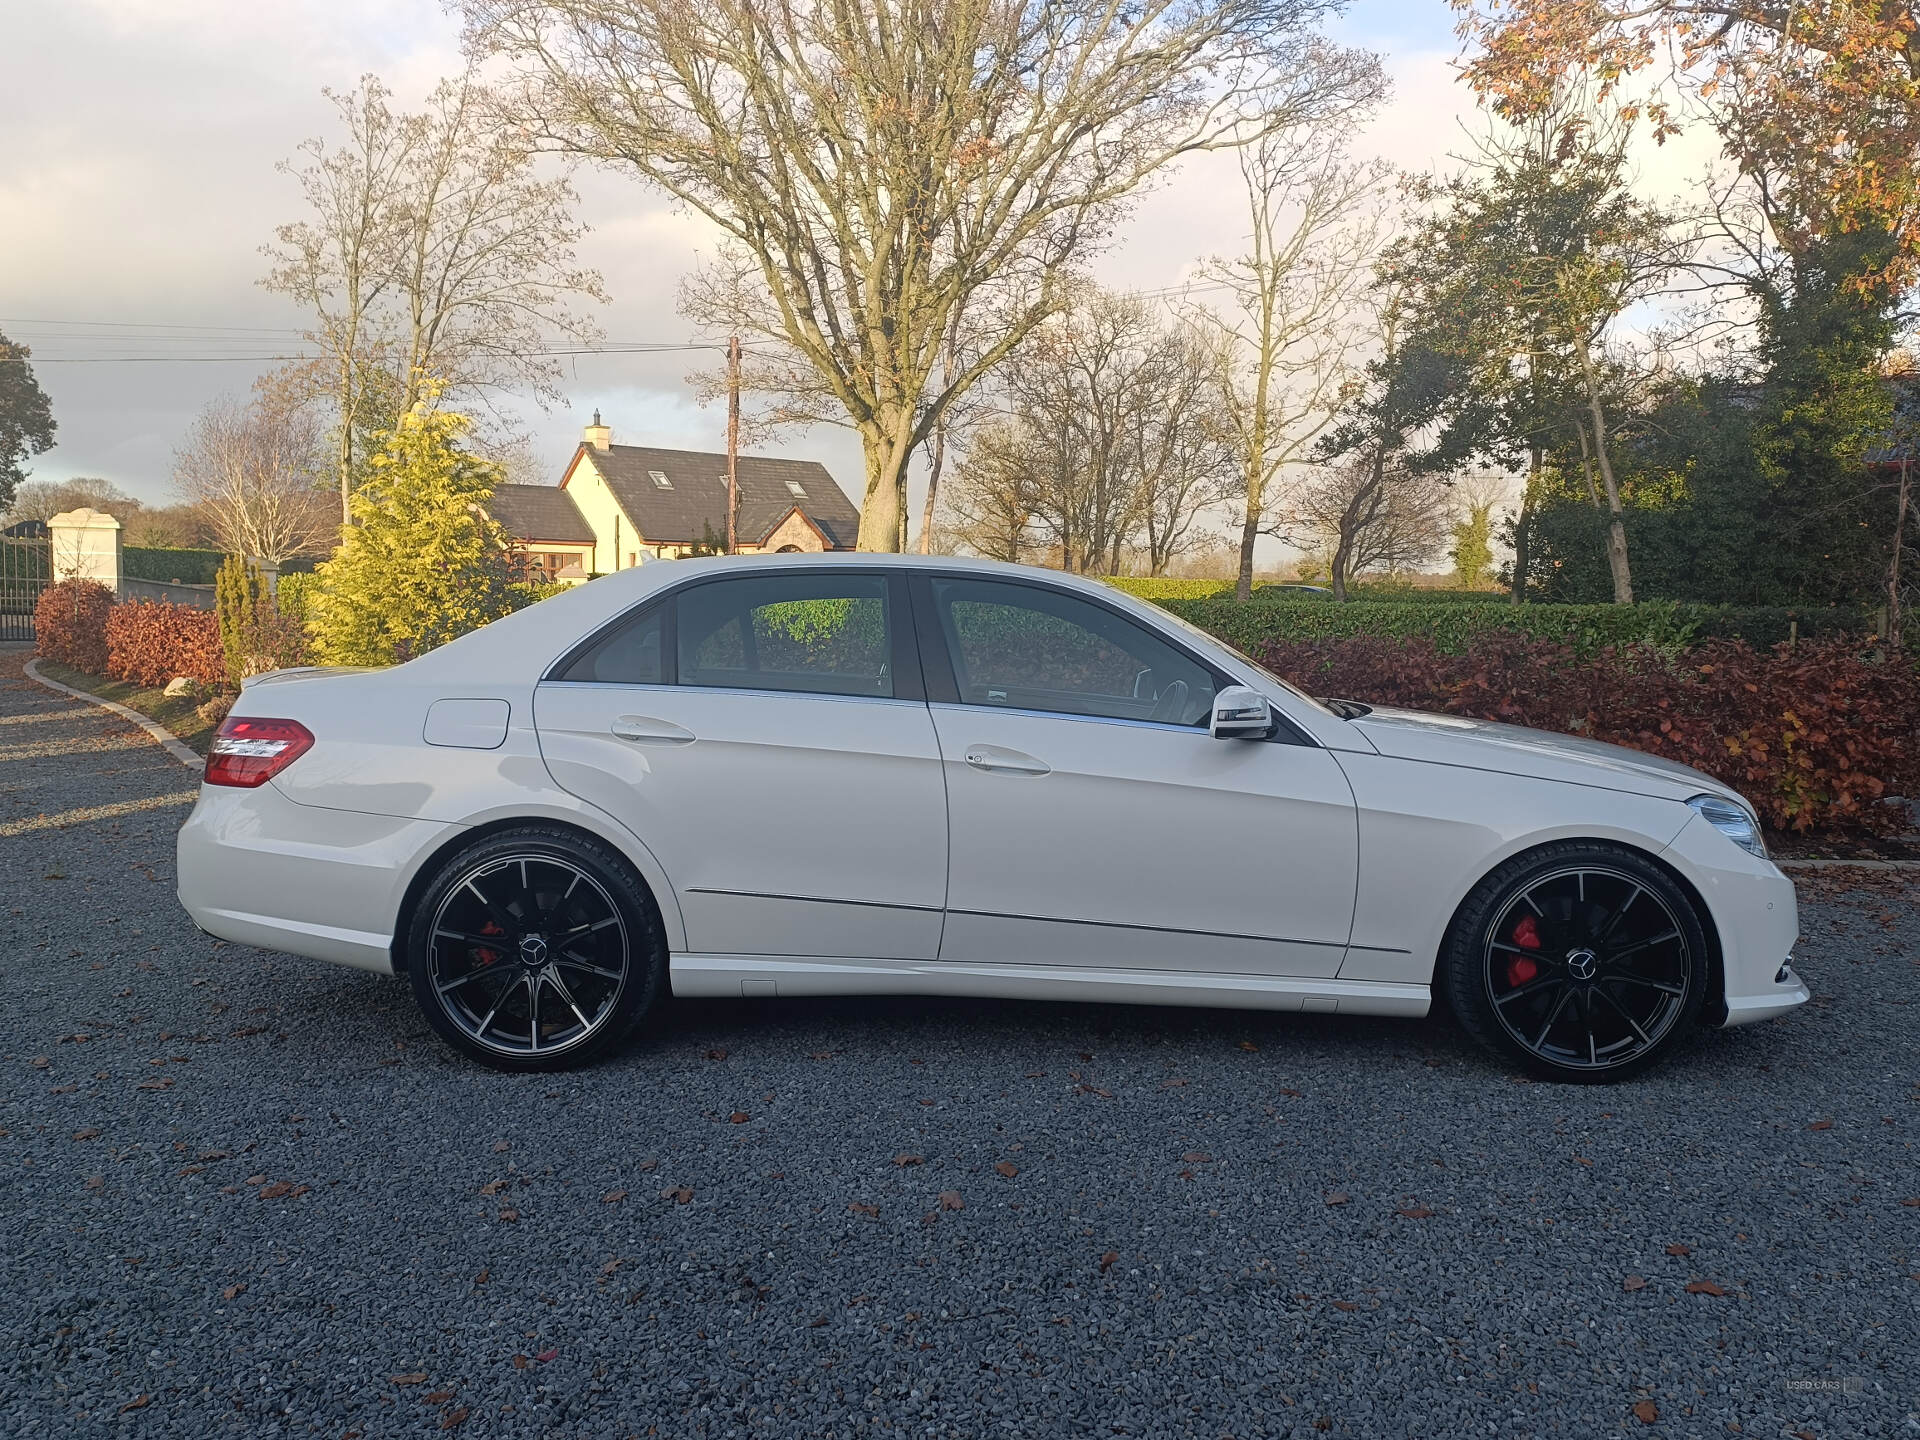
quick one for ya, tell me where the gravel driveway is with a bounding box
[3,644,1916,1438]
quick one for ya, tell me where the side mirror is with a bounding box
[1209,685,1274,740]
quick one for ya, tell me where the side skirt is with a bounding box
[669,954,1430,1018]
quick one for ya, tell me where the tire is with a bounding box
[1441,842,1709,1083]
[404,826,666,1072]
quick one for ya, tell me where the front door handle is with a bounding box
[963,746,1050,777]
[611,714,696,745]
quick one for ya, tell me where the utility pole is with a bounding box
[726,336,741,554]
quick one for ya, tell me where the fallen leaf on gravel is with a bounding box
[994,1162,1018,1178]
[1238,1041,1258,1051]
[661,1187,693,1205]
[536,1347,559,1362]
[1278,1087,1303,1097]
[222,1283,246,1300]
[198,1150,229,1161]
[511,1354,528,1369]
[1808,1118,1834,1131]
[1099,1251,1118,1272]
[117,1395,149,1414]
[809,1315,830,1327]
[1623,1276,1647,1292]
[1397,1207,1435,1219]
[1573,1156,1592,1166]
[31,1057,50,1069]
[1664,1243,1691,1256]
[1024,1070,1046,1078]
[257,1182,293,1199]
[705,1048,727,1061]
[497,1208,519,1223]
[1685,1280,1726,1296]
[893,1153,923,1167]
[1324,1192,1349,1206]
[479,1180,507,1196]
[1902,1197,1920,1207]
[177,1165,204,1177]
[1181,1151,1212,1164]
[1331,1300,1358,1312]
[848,1202,878,1217]
[599,1258,622,1276]
[938,1190,965,1211]
[1631,1399,1658,1424]
[72,1128,100,1140]
[288,1184,310,1198]
[473,1270,489,1285]
[84,1176,103,1191]
[601,1190,627,1204]
[135,1078,171,1090]
[729,1112,751,1124]
[440,1409,467,1430]
[392,1373,427,1385]
[424,1389,455,1403]
[491,1140,509,1153]
[638,1158,658,1172]
[245,1174,266,1186]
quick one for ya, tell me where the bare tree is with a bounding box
[173,393,334,565]
[1130,323,1238,575]
[1188,127,1392,599]
[264,73,604,523]
[5,477,142,527]
[939,423,1039,562]
[466,0,1383,549]
[1288,453,1452,580]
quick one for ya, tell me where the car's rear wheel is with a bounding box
[405,827,665,1071]
[1442,843,1709,1082]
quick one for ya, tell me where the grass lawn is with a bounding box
[36,660,223,755]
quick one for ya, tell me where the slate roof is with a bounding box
[571,444,859,548]
[487,483,596,544]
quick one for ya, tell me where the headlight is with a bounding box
[1687,794,1766,858]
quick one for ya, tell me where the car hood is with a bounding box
[1347,705,1748,808]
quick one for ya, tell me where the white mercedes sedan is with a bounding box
[176,554,1806,1080]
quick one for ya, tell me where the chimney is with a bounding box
[583,410,612,452]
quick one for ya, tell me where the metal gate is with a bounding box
[0,534,51,641]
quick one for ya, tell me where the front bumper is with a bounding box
[1661,813,1808,1028]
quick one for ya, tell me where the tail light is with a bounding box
[204,717,314,788]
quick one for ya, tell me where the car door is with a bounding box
[533,569,948,960]
[915,574,1358,979]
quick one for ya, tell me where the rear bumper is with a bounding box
[176,781,458,975]
[1662,814,1808,1029]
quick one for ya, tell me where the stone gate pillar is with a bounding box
[48,508,124,594]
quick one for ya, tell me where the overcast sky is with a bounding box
[1,1,1714,542]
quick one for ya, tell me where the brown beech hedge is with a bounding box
[32,579,115,674]
[1259,632,1920,834]
[103,600,224,689]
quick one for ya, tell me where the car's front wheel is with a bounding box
[1442,843,1709,1082]
[405,826,666,1071]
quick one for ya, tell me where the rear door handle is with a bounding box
[963,746,1050,777]
[611,714,696,745]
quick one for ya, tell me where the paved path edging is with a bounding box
[23,657,205,772]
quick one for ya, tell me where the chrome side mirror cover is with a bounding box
[1209,684,1274,740]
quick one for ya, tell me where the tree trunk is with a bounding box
[855,421,911,552]
[1890,455,1911,652]
[1511,444,1538,605]
[916,421,946,556]
[1235,458,1262,602]
[1580,342,1633,605]
[336,353,355,529]
[1574,420,1602,509]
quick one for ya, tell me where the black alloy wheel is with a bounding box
[1444,843,1708,1081]
[406,827,664,1070]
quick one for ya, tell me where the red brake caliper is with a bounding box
[475,918,506,967]
[1506,914,1541,987]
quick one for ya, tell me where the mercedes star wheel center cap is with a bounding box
[1566,948,1598,980]
[519,934,549,968]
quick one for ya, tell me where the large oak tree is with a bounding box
[463,0,1381,549]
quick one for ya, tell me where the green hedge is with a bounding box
[1154,596,1869,655]
[124,547,226,585]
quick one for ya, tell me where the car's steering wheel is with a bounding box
[1148,678,1190,724]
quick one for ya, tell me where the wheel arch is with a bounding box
[1433,837,1726,1022]
[388,811,685,974]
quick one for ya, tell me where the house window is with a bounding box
[650,470,673,489]
[785,479,808,498]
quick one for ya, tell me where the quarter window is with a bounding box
[557,605,665,685]
[928,578,1216,726]
[677,574,893,698]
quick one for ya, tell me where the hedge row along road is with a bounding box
[1,643,1915,1437]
